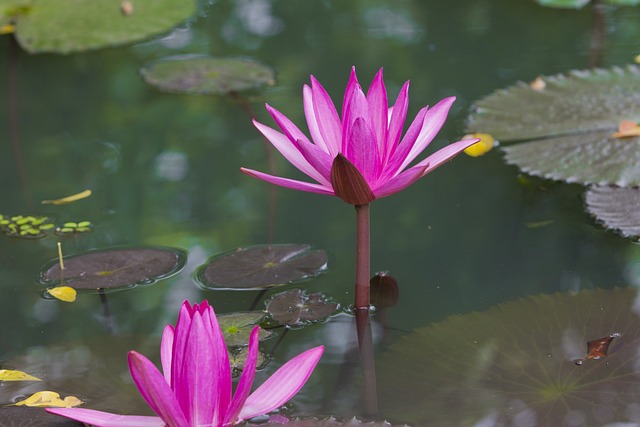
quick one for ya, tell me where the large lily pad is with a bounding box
[38,246,187,291]
[378,287,640,427]
[218,311,274,347]
[585,185,640,237]
[8,0,195,54]
[266,289,338,327]
[466,66,640,186]
[195,244,328,290]
[141,55,276,95]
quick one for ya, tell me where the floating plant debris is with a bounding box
[0,214,54,239]
[462,133,495,157]
[218,311,273,347]
[38,246,187,291]
[14,391,83,408]
[54,221,92,235]
[7,0,196,54]
[466,65,640,186]
[45,286,77,303]
[41,190,92,205]
[0,370,41,382]
[195,244,328,290]
[585,186,640,237]
[574,333,621,365]
[141,55,276,95]
[377,287,640,427]
[265,289,338,327]
[0,406,83,426]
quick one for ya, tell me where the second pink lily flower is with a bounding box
[241,67,478,205]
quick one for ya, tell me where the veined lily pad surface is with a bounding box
[218,311,274,346]
[585,186,640,237]
[141,55,276,95]
[38,246,187,291]
[4,0,195,54]
[195,244,328,290]
[378,288,640,427]
[536,0,640,7]
[266,289,339,327]
[466,66,640,186]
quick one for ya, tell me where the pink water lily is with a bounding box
[241,67,478,205]
[47,300,324,427]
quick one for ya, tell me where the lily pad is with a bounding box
[229,345,267,375]
[254,417,408,427]
[265,289,338,327]
[536,0,639,8]
[38,246,187,291]
[141,55,276,95]
[585,185,640,237]
[195,244,328,290]
[0,407,83,426]
[8,0,195,54]
[466,66,640,186]
[377,287,640,427]
[218,311,273,347]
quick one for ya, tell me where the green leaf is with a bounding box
[266,289,338,327]
[217,311,273,347]
[141,55,276,95]
[378,288,640,426]
[585,186,640,237]
[14,0,195,54]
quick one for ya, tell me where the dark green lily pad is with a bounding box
[195,244,328,290]
[141,55,276,95]
[0,407,83,426]
[38,246,187,291]
[467,66,640,186]
[378,287,640,427]
[585,185,640,237]
[254,417,408,427]
[218,311,273,347]
[9,0,195,54]
[229,345,267,375]
[537,0,639,8]
[265,289,338,327]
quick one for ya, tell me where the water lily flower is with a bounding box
[241,67,477,310]
[47,300,324,427]
[241,67,478,206]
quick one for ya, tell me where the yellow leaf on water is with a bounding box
[0,369,41,382]
[463,133,495,157]
[0,24,15,34]
[47,286,77,302]
[41,189,92,205]
[611,120,640,139]
[14,391,83,408]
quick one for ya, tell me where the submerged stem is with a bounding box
[354,203,370,310]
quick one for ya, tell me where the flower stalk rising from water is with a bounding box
[241,67,478,309]
[47,300,324,427]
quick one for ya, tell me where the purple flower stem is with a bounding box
[354,203,371,310]
[355,308,378,417]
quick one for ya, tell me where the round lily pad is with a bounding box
[265,289,338,327]
[195,244,328,290]
[0,407,83,426]
[585,185,640,237]
[466,65,640,186]
[10,0,195,54]
[378,287,640,427]
[141,55,276,95]
[218,311,273,347]
[38,246,187,291]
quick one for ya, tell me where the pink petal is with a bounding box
[224,327,260,425]
[308,76,342,156]
[291,138,334,184]
[241,167,335,196]
[365,68,388,156]
[341,67,359,121]
[161,324,174,386]
[341,84,371,156]
[303,85,329,153]
[396,96,456,172]
[171,303,193,416]
[385,80,410,162]
[238,346,324,422]
[413,138,479,176]
[344,117,379,183]
[373,163,428,198]
[254,118,329,186]
[128,351,188,427]
[46,408,166,427]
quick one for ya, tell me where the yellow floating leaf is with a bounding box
[0,24,15,35]
[47,286,77,302]
[14,391,83,408]
[635,54,640,64]
[41,189,92,205]
[0,369,41,382]
[611,120,640,138]
[463,133,495,157]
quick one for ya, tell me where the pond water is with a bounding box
[1,1,640,426]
